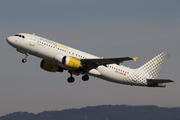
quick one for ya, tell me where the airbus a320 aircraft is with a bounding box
[6,33,174,87]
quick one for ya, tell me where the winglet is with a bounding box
[133,57,138,62]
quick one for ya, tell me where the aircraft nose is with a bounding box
[6,36,15,45]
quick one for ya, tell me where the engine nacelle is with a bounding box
[53,54,82,70]
[40,59,63,72]
[62,56,81,69]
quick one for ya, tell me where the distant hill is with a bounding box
[0,105,179,120]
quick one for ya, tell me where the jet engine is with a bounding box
[62,56,82,69]
[40,59,63,72]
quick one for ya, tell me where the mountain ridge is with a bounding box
[1,105,179,120]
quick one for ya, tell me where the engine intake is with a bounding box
[40,59,63,72]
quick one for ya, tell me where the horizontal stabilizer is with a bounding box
[147,79,174,87]
[147,79,174,83]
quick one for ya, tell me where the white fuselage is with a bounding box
[7,33,146,86]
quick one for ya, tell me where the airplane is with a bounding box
[6,33,174,87]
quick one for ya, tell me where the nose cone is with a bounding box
[6,36,15,46]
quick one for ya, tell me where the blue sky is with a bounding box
[0,0,179,116]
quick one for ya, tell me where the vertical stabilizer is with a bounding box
[138,52,170,79]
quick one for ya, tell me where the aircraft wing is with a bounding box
[147,79,174,83]
[81,57,138,69]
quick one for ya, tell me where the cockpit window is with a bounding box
[15,34,25,38]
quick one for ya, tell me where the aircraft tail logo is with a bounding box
[137,52,170,79]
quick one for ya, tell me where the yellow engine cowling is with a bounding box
[40,59,63,72]
[62,56,81,69]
